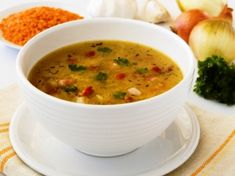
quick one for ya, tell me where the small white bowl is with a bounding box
[16,18,195,157]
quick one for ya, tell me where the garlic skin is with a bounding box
[87,0,136,19]
[189,19,235,63]
[135,0,148,20]
[87,0,170,23]
[135,0,170,23]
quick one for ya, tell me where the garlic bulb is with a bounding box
[135,0,170,23]
[87,0,136,19]
[87,0,170,23]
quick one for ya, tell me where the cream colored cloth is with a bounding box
[0,84,235,176]
[0,84,41,176]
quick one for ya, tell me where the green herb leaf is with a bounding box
[97,47,112,53]
[113,91,127,99]
[64,86,78,93]
[95,72,108,81]
[114,57,130,66]
[68,64,87,72]
[136,67,148,74]
[194,55,235,105]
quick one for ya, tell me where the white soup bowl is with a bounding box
[16,19,195,157]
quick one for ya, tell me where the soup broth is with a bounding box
[29,40,183,104]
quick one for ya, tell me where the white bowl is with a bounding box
[16,18,195,157]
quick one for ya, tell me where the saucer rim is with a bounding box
[141,105,200,176]
[9,103,200,176]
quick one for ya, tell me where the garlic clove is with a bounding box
[144,0,171,23]
[135,0,170,23]
[87,0,136,19]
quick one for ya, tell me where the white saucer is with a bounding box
[10,104,200,176]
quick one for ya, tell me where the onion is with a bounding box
[177,0,227,16]
[171,9,209,42]
[189,18,235,63]
[172,5,233,43]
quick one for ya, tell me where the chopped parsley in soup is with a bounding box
[28,40,183,104]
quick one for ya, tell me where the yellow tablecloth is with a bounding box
[0,84,235,176]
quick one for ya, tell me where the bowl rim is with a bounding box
[16,18,196,109]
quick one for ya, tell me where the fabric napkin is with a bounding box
[0,84,235,176]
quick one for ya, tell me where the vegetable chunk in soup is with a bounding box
[28,40,183,104]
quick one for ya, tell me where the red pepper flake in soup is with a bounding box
[67,57,78,64]
[0,6,83,46]
[89,65,100,71]
[115,73,126,80]
[152,66,162,73]
[125,96,134,102]
[81,86,94,96]
[85,51,96,57]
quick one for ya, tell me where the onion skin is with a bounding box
[189,19,235,63]
[171,9,209,42]
[177,0,227,16]
[217,5,233,23]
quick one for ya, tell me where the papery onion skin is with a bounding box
[171,9,209,42]
[177,0,227,16]
[217,5,233,23]
[189,19,235,63]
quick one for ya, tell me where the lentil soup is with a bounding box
[28,40,183,104]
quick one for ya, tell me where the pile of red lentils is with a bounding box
[0,6,83,46]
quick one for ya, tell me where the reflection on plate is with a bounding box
[9,103,200,176]
[0,1,89,50]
